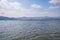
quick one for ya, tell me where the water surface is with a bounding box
[0,20,60,40]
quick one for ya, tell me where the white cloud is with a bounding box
[31,4,42,8]
[0,0,60,17]
[0,0,25,17]
[48,6,59,9]
[0,0,44,17]
[45,6,59,10]
[49,0,60,4]
[0,0,21,9]
[9,2,21,9]
[44,11,60,17]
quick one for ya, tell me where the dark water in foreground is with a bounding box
[0,20,60,40]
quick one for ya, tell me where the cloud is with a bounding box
[48,6,59,9]
[43,11,60,17]
[9,2,21,9]
[0,0,60,17]
[49,0,60,4]
[0,0,21,9]
[0,0,43,17]
[31,4,42,8]
[0,0,25,17]
[45,5,59,10]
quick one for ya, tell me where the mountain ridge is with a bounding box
[0,16,60,21]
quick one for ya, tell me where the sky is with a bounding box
[0,0,60,17]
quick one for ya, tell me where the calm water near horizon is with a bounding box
[0,20,60,40]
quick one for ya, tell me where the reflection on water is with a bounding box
[0,20,60,40]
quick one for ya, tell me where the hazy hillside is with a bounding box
[0,16,60,21]
[0,16,16,20]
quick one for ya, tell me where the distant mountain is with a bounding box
[0,16,60,21]
[17,17,60,21]
[0,16,16,20]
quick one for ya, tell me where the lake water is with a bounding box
[0,20,60,40]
